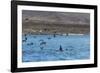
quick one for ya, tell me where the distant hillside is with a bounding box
[22,10,90,25]
[22,10,90,34]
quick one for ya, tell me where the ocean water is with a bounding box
[22,34,90,62]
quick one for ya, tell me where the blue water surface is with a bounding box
[22,34,90,62]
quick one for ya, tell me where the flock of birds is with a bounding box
[22,33,64,52]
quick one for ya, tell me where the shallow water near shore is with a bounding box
[22,34,90,62]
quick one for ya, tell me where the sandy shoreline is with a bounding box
[22,22,90,35]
